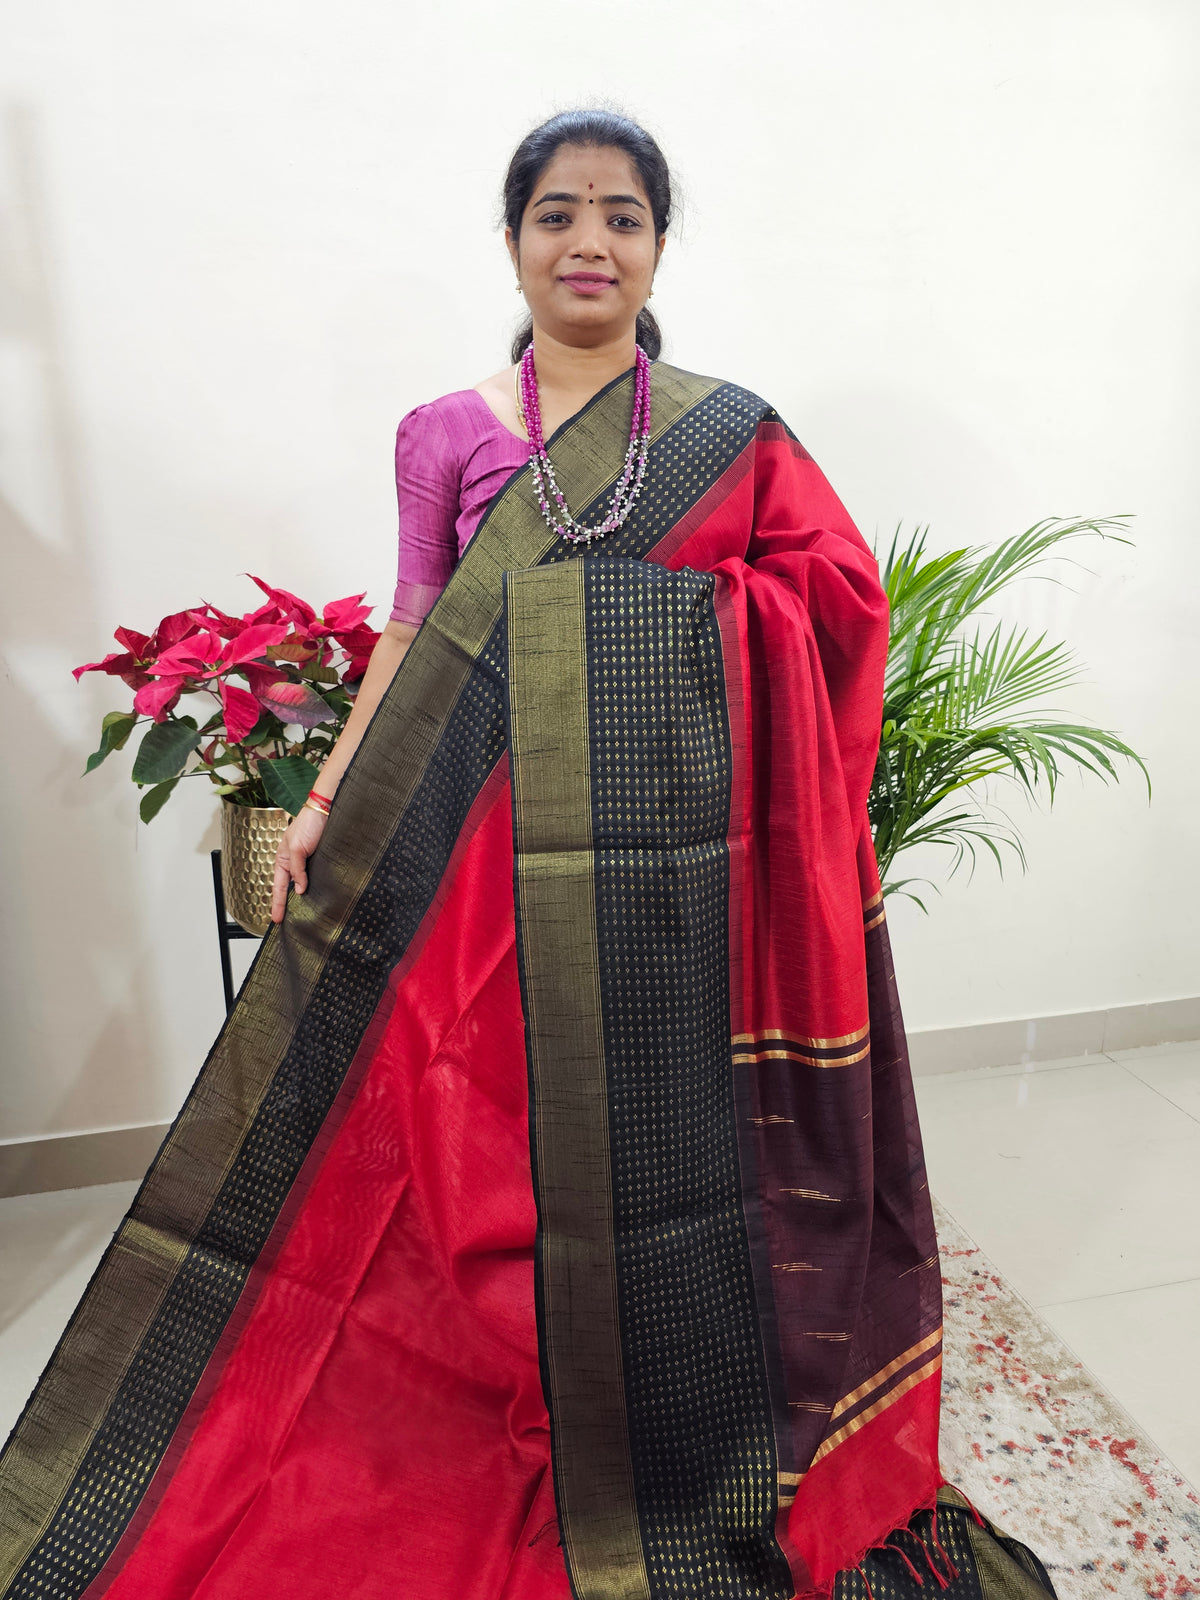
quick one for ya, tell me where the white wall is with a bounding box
[2,0,1196,1140]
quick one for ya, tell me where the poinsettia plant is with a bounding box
[73,575,381,822]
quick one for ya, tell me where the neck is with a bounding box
[527,324,639,396]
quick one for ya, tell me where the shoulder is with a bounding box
[472,364,516,401]
[394,389,485,477]
[398,383,510,443]
[398,389,469,435]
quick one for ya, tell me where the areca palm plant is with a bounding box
[870,516,1149,907]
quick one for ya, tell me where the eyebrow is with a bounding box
[532,190,647,210]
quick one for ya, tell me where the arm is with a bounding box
[269,617,418,923]
[301,617,419,802]
[270,402,460,924]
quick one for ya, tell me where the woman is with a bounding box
[0,112,1056,1599]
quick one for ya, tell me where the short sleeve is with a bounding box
[389,402,461,626]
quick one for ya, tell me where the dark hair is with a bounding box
[503,108,673,362]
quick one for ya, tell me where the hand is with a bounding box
[270,806,329,924]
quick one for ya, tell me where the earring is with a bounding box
[515,281,523,293]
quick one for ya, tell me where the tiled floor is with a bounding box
[1,1040,1198,1503]
[0,1180,139,1441]
[914,1037,1200,1492]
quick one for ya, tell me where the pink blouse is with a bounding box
[390,389,530,626]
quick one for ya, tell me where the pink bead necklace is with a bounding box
[517,343,652,547]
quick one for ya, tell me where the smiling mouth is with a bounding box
[562,274,616,284]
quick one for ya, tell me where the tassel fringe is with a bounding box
[928,1503,957,1582]
[854,1563,877,1600]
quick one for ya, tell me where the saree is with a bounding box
[0,363,1054,1600]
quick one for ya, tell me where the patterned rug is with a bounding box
[935,1198,1200,1597]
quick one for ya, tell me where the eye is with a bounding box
[537,211,571,225]
[611,215,643,229]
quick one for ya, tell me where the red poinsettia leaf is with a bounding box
[72,651,136,682]
[214,621,293,669]
[245,575,316,627]
[133,675,186,723]
[113,626,152,657]
[241,600,286,626]
[253,679,334,729]
[321,592,372,631]
[152,609,202,652]
[188,602,246,639]
[154,629,225,676]
[332,625,381,654]
[219,680,262,743]
[119,668,154,690]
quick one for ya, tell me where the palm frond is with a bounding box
[868,516,1147,907]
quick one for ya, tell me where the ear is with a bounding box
[505,225,519,273]
[655,234,666,266]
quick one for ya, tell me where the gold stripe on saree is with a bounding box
[507,560,649,1600]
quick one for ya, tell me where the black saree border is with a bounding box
[507,556,796,1600]
[0,361,774,1597]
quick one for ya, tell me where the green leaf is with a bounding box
[102,709,138,743]
[131,719,203,784]
[258,754,321,816]
[870,515,1148,899]
[84,712,139,774]
[139,777,179,823]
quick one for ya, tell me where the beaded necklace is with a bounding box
[515,343,652,548]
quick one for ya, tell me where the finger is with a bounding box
[270,851,291,923]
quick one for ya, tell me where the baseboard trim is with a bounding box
[907,994,1200,1076]
[0,1123,170,1200]
[2,997,1197,1195]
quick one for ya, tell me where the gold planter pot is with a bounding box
[220,800,290,936]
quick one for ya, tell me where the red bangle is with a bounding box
[305,787,332,815]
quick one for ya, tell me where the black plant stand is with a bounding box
[210,849,262,1015]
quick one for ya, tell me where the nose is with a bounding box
[570,215,610,260]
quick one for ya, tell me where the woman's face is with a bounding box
[507,143,664,349]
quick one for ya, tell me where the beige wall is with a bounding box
[2,0,1197,1141]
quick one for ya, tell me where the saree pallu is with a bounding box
[2,364,982,1600]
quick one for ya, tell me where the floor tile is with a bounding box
[1108,1040,1200,1125]
[1040,1276,1200,1492]
[914,1057,1200,1305]
[0,1182,136,1439]
[914,1052,1109,1086]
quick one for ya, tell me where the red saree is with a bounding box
[0,363,953,1599]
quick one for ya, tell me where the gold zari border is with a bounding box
[732,1025,869,1049]
[808,1353,943,1476]
[828,1326,944,1424]
[733,1044,871,1068]
[508,561,650,1600]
